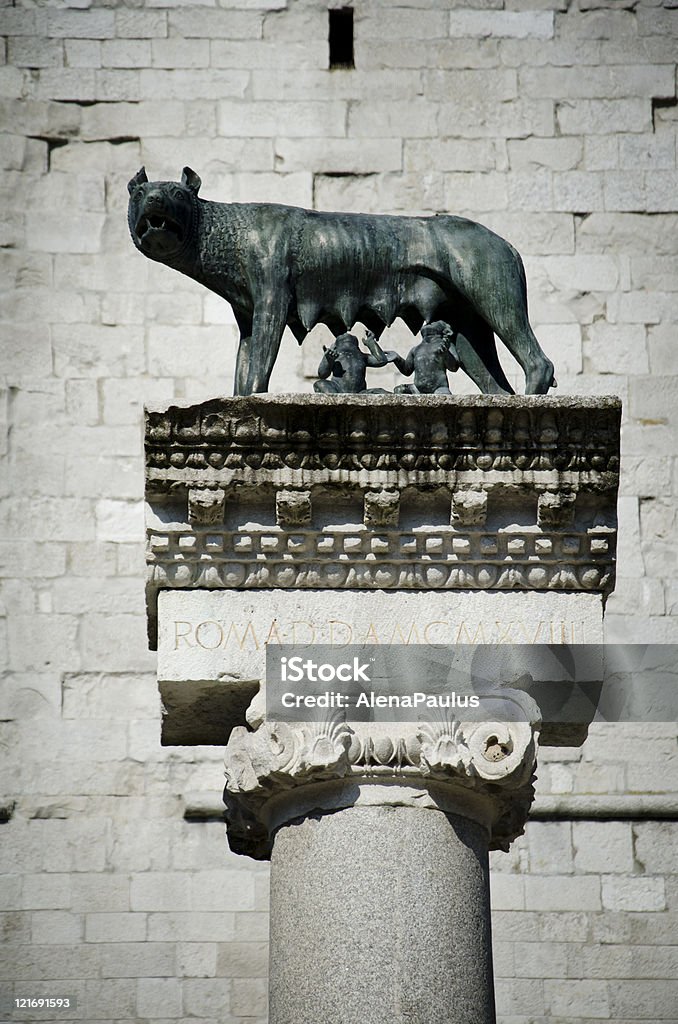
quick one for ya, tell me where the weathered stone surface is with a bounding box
[159,586,604,683]
[156,586,603,746]
[148,390,616,778]
[363,487,400,527]
[145,394,620,645]
[187,485,225,525]
[270,806,495,1024]
[223,689,541,858]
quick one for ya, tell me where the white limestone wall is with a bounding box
[1,1,677,1021]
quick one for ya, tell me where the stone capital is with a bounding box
[223,687,540,860]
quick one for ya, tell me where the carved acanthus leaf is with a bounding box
[223,693,541,859]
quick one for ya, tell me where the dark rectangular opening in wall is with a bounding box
[329,7,354,69]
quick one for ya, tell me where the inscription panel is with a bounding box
[158,588,603,683]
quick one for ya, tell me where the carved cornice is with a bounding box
[148,524,614,591]
[146,394,621,483]
[145,395,620,646]
[223,691,540,860]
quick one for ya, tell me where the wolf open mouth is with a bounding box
[136,213,184,244]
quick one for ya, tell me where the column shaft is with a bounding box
[269,804,495,1024]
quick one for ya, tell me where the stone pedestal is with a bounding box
[145,393,620,1024]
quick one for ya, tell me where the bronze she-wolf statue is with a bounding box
[127,166,555,397]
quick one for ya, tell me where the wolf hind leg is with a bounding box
[488,303,554,395]
[497,318,554,395]
[455,320,514,396]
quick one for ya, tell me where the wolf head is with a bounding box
[127,166,201,263]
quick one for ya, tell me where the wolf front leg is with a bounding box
[234,292,291,395]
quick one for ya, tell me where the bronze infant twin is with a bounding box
[314,322,461,396]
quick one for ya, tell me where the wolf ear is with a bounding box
[128,166,148,195]
[181,167,202,194]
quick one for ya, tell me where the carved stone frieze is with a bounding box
[223,689,540,860]
[275,489,312,528]
[538,490,576,528]
[146,394,621,484]
[145,395,620,647]
[146,523,615,645]
[188,485,225,525]
[364,488,400,528]
[148,527,613,589]
[452,488,488,526]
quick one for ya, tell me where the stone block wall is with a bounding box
[1,0,677,1021]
